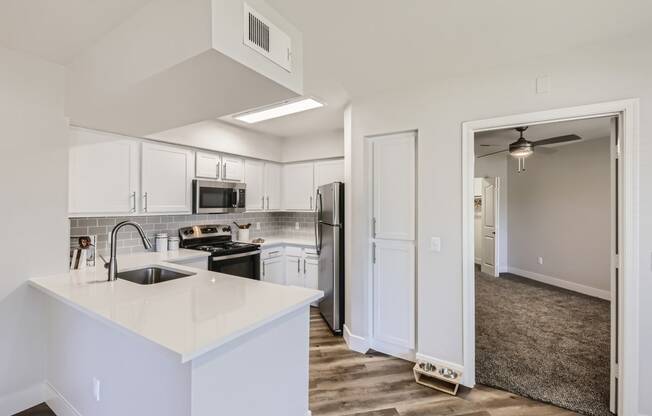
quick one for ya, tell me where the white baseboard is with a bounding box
[0,382,55,416]
[507,267,611,301]
[343,324,370,354]
[45,381,82,416]
[415,353,469,387]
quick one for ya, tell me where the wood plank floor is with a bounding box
[309,308,577,416]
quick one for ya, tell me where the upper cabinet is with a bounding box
[314,159,344,188]
[264,163,282,210]
[196,151,220,179]
[222,156,244,182]
[141,143,193,213]
[282,162,314,210]
[244,159,265,210]
[69,128,139,215]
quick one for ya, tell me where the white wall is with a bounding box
[0,46,68,411]
[474,154,509,271]
[147,119,285,161]
[508,137,611,295]
[281,129,344,162]
[345,33,652,414]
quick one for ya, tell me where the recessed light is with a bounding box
[233,97,324,124]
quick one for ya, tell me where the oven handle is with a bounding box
[211,250,261,261]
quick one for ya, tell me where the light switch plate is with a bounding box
[430,237,441,252]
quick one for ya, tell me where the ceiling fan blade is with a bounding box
[479,144,502,147]
[536,146,557,154]
[532,134,581,147]
[477,149,508,158]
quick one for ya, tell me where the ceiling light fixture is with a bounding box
[233,97,324,124]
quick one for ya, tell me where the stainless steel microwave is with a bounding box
[193,180,246,214]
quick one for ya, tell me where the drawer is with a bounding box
[285,246,303,256]
[261,248,284,259]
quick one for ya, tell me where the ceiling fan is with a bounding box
[477,126,581,172]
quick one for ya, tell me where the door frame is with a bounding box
[461,99,640,415]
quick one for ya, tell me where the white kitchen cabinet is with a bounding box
[282,162,315,210]
[195,151,220,179]
[262,255,285,285]
[69,128,139,215]
[314,159,344,188]
[244,159,265,210]
[303,254,318,291]
[264,163,282,210]
[222,156,244,182]
[285,253,303,287]
[142,142,193,213]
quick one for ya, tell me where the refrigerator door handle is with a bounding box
[315,189,321,254]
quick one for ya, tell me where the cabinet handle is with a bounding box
[372,217,377,237]
[310,195,313,210]
[266,196,269,210]
[372,242,376,264]
[143,192,149,212]
[130,192,136,213]
[303,258,306,274]
[261,196,265,210]
[216,161,221,179]
[297,258,300,273]
[223,163,227,180]
[263,261,266,277]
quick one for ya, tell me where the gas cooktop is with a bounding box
[178,225,259,257]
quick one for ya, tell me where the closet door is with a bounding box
[370,132,416,354]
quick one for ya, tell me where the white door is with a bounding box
[141,142,193,213]
[370,132,416,354]
[244,159,265,210]
[282,162,314,210]
[222,156,244,182]
[285,254,302,287]
[262,256,285,285]
[314,159,344,187]
[480,177,499,277]
[264,163,282,210]
[69,128,139,215]
[195,151,220,179]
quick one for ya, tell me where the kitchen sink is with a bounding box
[117,266,195,285]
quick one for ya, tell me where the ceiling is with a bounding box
[0,0,151,64]
[474,116,612,157]
[1,1,652,139]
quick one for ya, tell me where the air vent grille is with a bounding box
[248,12,270,52]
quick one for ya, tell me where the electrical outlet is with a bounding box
[256,222,261,230]
[430,237,441,252]
[538,256,544,265]
[93,377,101,402]
[536,76,551,94]
[295,222,300,230]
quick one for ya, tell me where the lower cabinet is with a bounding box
[261,245,320,296]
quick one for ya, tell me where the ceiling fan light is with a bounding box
[510,147,533,158]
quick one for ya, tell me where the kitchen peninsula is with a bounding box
[29,249,322,416]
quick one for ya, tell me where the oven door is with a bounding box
[209,251,261,280]
[193,180,246,214]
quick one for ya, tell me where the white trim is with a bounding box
[0,382,54,416]
[506,267,611,301]
[415,353,464,374]
[343,324,370,353]
[462,99,640,416]
[45,381,82,416]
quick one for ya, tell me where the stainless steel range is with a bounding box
[179,224,261,280]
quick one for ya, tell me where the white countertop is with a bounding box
[29,249,323,363]
[241,235,316,249]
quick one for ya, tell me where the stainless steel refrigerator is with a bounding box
[315,182,345,334]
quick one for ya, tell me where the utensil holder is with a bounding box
[238,228,250,242]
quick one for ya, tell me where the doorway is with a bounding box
[461,100,640,416]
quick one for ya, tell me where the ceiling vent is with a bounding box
[243,3,292,72]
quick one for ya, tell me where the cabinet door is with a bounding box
[372,239,415,349]
[69,128,138,215]
[303,255,319,290]
[285,254,303,287]
[244,159,265,210]
[282,162,314,210]
[142,142,193,213]
[195,151,220,179]
[262,257,285,285]
[222,156,244,182]
[264,163,282,210]
[314,159,344,187]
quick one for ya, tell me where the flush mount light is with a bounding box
[233,97,324,124]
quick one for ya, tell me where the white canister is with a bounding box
[238,228,250,242]
[168,236,180,251]
[155,233,168,252]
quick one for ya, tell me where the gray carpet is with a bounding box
[475,269,611,416]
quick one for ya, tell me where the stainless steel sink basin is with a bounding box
[117,266,195,285]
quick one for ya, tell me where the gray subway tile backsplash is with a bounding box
[70,211,315,256]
